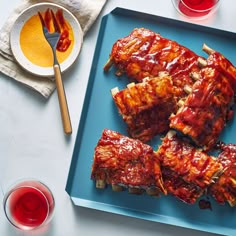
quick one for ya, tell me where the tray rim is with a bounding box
[66,7,236,236]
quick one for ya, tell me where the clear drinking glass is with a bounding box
[3,179,55,231]
[171,0,221,19]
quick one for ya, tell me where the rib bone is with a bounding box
[202,43,215,55]
[96,180,106,189]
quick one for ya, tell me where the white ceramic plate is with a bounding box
[10,2,83,77]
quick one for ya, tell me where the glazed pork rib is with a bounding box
[104,27,201,98]
[156,131,223,204]
[91,129,167,196]
[209,143,236,207]
[202,44,236,93]
[169,52,235,151]
[160,169,204,205]
[111,73,177,142]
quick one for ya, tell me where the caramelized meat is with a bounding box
[169,66,234,151]
[111,74,177,142]
[91,129,166,195]
[156,131,223,204]
[93,30,236,206]
[209,144,236,207]
[104,28,201,98]
[162,168,203,204]
[202,44,236,93]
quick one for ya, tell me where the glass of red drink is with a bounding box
[3,179,55,231]
[171,0,221,19]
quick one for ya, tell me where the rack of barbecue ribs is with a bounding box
[109,42,236,146]
[111,73,178,142]
[104,27,202,98]
[91,129,167,196]
[104,27,236,98]
[169,64,235,151]
[202,44,236,93]
[90,29,236,206]
[156,131,223,204]
[209,143,236,207]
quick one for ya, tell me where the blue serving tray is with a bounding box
[66,8,236,235]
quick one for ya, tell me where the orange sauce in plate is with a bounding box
[20,11,74,67]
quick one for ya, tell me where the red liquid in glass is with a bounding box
[9,187,49,228]
[179,0,218,17]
